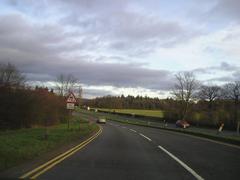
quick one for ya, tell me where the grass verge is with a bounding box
[0,116,98,172]
[95,108,164,118]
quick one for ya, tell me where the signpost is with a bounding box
[66,103,75,110]
[66,92,77,129]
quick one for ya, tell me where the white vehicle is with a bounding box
[97,117,106,124]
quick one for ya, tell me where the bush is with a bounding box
[164,110,179,123]
[0,86,68,130]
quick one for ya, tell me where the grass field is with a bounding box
[0,115,98,171]
[96,108,164,118]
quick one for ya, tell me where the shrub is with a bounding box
[0,86,68,130]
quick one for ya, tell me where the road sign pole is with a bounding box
[68,109,72,129]
[66,92,77,130]
[68,111,70,129]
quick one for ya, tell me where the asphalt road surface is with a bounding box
[39,121,240,180]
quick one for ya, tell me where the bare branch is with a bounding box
[172,72,198,119]
[55,74,79,96]
[198,85,221,102]
[0,63,25,87]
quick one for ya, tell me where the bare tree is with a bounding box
[198,85,221,105]
[55,74,78,96]
[198,85,221,120]
[222,82,240,134]
[172,72,198,120]
[0,63,25,87]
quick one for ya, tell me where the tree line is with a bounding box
[1,62,239,132]
[171,72,239,132]
[0,63,81,130]
[86,95,165,110]
[86,72,240,132]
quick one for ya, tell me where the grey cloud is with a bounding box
[219,62,239,71]
[0,12,174,91]
[83,88,116,98]
[52,0,130,14]
[102,11,187,41]
[93,56,131,63]
[194,0,240,25]
[206,76,237,83]
[58,2,197,55]
[5,0,199,57]
[23,73,53,82]
[232,71,240,79]
[210,0,240,22]
[194,61,240,83]
[0,13,105,61]
[0,14,65,54]
[9,58,174,91]
[181,0,240,30]
[193,62,240,74]
[0,11,231,94]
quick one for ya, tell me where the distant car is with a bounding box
[97,117,106,124]
[176,120,190,128]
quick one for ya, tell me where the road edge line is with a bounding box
[19,126,102,179]
[30,128,102,179]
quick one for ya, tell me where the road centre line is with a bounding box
[157,145,204,180]
[139,133,152,141]
[129,129,137,133]
[110,119,240,149]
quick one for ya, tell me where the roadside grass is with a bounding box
[96,108,164,118]
[0,115,98,171]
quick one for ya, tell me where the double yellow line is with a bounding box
[20,126,102,179]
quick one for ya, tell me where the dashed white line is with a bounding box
[122,126,126,129]
[157,145,204,180]
[129,129,137,133]
[139,133,152,141]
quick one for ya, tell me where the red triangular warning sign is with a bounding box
[66,92,77,103]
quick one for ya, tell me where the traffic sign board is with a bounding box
[66,92,77,103]
[66,103,75,110]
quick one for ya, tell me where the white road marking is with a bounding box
[157,145,204,180]
[139,133,152,141]
[122,126,127,129]
[130,129,137,133]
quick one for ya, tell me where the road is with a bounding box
[38,121,240,180]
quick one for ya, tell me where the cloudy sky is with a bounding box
[0,0,239,98]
